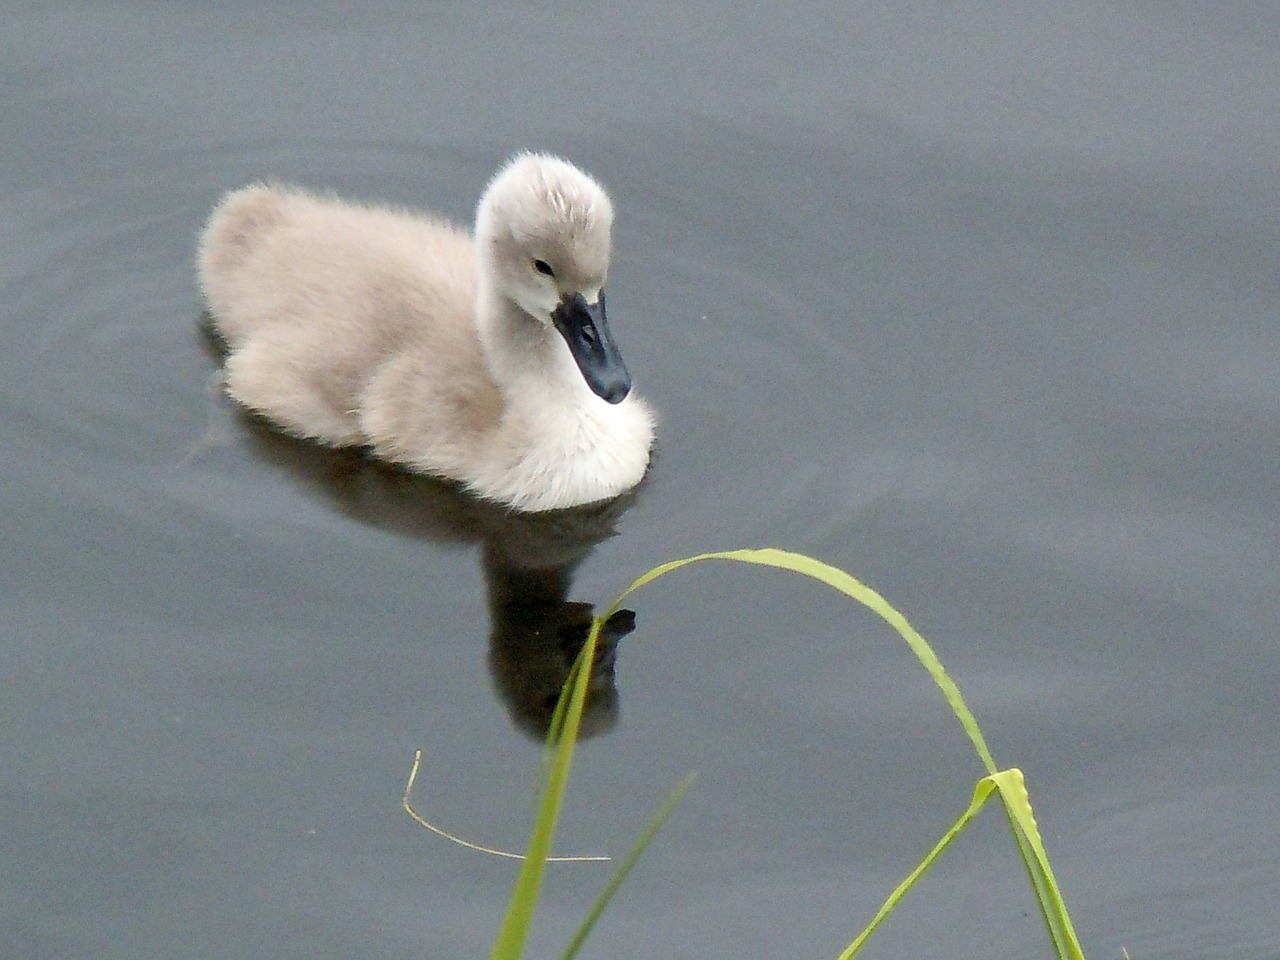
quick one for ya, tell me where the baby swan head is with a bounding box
[475,153,631,404]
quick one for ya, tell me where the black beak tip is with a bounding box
[600,380,631,404]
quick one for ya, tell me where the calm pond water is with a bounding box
[4,3,1279,959]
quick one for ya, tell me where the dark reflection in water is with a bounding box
[198,315,639,739]
[484,538,637,738]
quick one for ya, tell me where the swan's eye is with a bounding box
[533,259,555,277]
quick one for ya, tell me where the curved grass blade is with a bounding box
[604,548,997,774]
[483,547,1085,960]
[601,548,1084,959]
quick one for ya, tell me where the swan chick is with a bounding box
[197,153,655,512]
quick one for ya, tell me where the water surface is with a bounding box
[4,3,1279,959]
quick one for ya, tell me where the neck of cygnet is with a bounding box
[475,279,587,406]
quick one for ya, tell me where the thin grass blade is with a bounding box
[489,621,601,960]
[990,769,1085,960]
[558,772,699,960]
[836,777,999,959]
[606,548,998,774]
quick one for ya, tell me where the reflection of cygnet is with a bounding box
[201,410,643,739]
[197,153,655,512]
[485,545,638,740]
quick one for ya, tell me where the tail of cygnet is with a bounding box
[197,185,292,345]
[198,184,287,278]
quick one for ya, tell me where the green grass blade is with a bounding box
[605,548,998,774]
[603,549,1086,959]
[481,548,1085,960]
[489,620,601,960]
[991,769,1085,960]
[533,657,576,791]
[836,777,1000,959]
[558,772,698,960]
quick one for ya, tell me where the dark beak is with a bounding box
[550,291,632,404]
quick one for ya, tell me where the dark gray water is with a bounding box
[4,3,1279,958]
